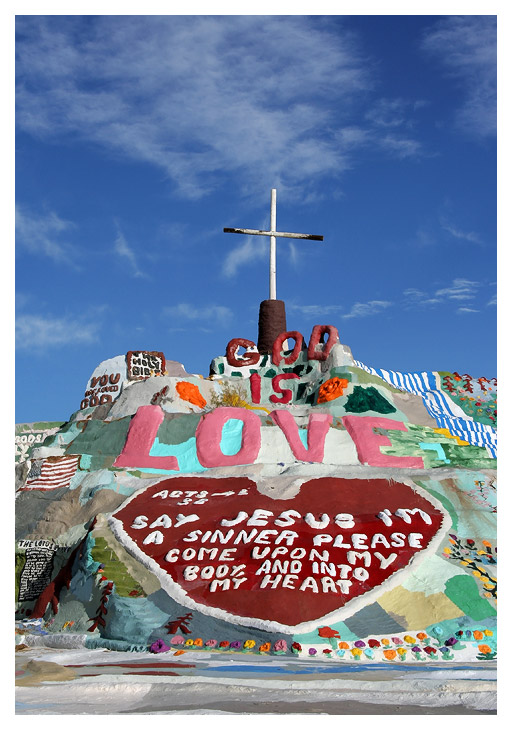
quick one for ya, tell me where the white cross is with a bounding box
[224,188,323,300]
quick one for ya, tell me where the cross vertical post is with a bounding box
[269,188,277,300]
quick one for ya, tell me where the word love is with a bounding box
[113,405,425,471]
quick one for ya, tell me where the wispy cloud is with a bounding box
[222,236,268,278]
[16,314,99,349]
[421,16,496,137]
[15,17,369,201]
[15,16,425,203]
[434,278,480,301]
[487,292,497,307]
[341,300,392,319]
[163,303,233,328]
[114,226,147,279]
[289,300,392,320]
[441,220,482,244]
[15,204,78,266]
[404,278,482,312]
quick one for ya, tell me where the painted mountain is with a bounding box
[15,328,497,662]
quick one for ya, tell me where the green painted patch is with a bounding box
[415,481,458,532]
[444,575,496,620]
[66,417,131,457]
[345,385,396,414]
[15,553,26,600]
[90,537,146,598]
[158,413,202,445]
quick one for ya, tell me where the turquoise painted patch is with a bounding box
[143,436,207,474]
[419,442,450,463]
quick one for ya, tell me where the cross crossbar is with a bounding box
[223,189,324,300]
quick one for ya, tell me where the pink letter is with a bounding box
[342,416,424,468]
[113,405,179,470]
[196,407,261,467]
[270,373,299,404]
[270,410,332,462]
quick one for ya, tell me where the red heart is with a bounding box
[110,476,447,632]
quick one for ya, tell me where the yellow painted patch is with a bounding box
[377,585,464,628]
[433,428,469,446]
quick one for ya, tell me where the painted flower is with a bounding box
[439,646,449,653]
[309,648,317,656]
[482,540,492,548]
[424,646,437,655]
[274,639,287,652]
[354,640,366,648]
[473,630,484,640]
[193,638,203,647]
[323,648,332,655]
[444,637,458,647]
[431,626,443,636]
[205,639,217,647]
[383,649,397,660]
[259,642,271,652]
[396,647,407,656]
[317,377,349,403]
[381,638,390,646]
[404,635,416,644]
[243,640,256,649]
[478,644,492,655]
[484,630,493,637]
[219,641,230,648]
[338,641,349,650]
[351,648,362,657]
[411,646,421,653]
[185,639,194,646]
[368,639,381,648]
[336,649,345,658]
[291,642,302,653]
[170,635,184,645]
[392,637,403,645]
[364,648,374,659]
[149,639,170,654]
[230,641,242,649]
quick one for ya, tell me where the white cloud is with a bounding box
[15,16,424,203]
[164,303,233,327]
[16,314,99,349]
[288,303,344,318]
[421,16,496,137]
[290,300,392,320]
[15,204,78,266]
[15,17,368,201]
[457,307,479,314]
[441,221,482,244]
[434,278,480,301]
[341,300,392,319]
[114,227,147,279]
[487,293,497,307]
[222,236,268,278]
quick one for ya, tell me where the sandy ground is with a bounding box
[15,645,497,715]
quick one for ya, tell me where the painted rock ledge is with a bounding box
[15,329,497,664]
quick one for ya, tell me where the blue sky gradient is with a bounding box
[15,14,497,423]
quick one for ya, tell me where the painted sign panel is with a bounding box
[127,351,166,380]
[110,476,448,633]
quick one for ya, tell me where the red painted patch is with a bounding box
[111,476,446,630]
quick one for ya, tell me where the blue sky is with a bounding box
[15,13,497,423]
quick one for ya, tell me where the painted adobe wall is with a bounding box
[15,328,497,663]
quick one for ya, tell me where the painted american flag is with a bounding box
[24,455,80,490]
